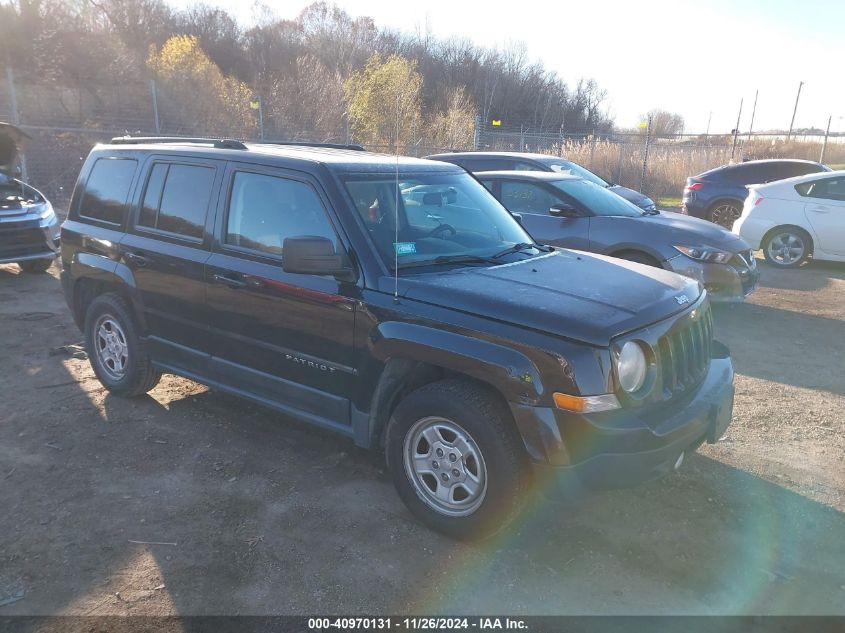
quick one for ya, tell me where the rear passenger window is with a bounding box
[138,163,215,239]
[225,172,336,257]
[79,158,137,224]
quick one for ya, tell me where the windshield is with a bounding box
[551,179,644,217]
[341,172,535,269]
[539,158,610,187]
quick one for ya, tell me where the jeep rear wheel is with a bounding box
[386,380,527,540]
[84,293,161,396]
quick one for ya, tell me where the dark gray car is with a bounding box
[477,171,759,302]
[426,150,657,211]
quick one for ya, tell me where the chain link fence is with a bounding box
[2,71,843,213]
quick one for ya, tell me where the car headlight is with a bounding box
[674,245,732,264]
[617,341,648,393]
[37,202,56,222]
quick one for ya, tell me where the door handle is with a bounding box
[213,273,248,289]
[808,206,830,214]
[124,251,150,267]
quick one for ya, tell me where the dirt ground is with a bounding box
[0,256,843,616]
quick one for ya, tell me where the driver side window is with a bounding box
[501,181,560,214]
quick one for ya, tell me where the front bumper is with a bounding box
[514,348,734,498]
[665,253,759,302]
[0,214,61,265]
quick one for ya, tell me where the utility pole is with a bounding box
[149,79,161,134]
[787,81,804,140]
[731,98,743,161]
[747,90,758,140]
[820,115,832,164]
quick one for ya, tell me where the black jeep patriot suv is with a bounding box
[60,137,734,539]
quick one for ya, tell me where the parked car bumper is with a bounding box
[514,345,734,498]
[0,213,61,265]
[680,194,709,219]
[664,253,759,302]
[732,214,775,251]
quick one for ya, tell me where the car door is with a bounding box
[121,157,222,370]
[205,163,356,429]
[800,176,845,255]
[497,179,590,248]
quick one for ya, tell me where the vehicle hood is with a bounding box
[633,210,749,251]
[391,250,701,347]
[0,123,29,178]
[608,184,654,208]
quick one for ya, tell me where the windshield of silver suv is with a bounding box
[551,178,645,217]
[342,171,539,269]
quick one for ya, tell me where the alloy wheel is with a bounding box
[403,416,488,517]
[711,203,741,229]
[767,232,806,266]
[94,315,129,380]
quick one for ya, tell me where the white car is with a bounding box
[733,170,845,268]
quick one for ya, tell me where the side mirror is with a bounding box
[550,203,578,217]
[282,236,354,279]
[511,212,523,225]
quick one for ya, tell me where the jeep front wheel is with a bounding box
[386,380,527,540]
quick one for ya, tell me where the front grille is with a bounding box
[0,227,48,258]
[657,305,713,398]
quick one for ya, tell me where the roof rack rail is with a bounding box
[108,136,365,152]
[110,136,247,149]
[253,141,366,151]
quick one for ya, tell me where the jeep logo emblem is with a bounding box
[675,295,690,305]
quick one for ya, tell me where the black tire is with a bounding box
[615,250,660,267]
[708,201,742,229]
[762,227,812,268]
[84,293,161,396]
[18,258,54,273]
[386,379,528,540]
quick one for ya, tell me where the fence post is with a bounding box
[639,115,652,192]
[149,79,161,134]
[519,124,525,151]
[819,115,832,164]
[615,140,624,185]
[473,114,482,150]
[258,95,265,140]
[5,66,27,181]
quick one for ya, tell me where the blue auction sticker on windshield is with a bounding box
[394,242,417,256]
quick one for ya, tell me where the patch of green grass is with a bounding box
[656,196,682,209]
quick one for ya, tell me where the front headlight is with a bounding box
[37,202,56,222]
[674,244,732,264]
[617,341,647,393]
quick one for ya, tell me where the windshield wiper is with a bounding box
[491,242,551,259]
[643,209,660,216]
[396,254,499,270]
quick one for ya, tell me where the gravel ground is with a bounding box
[0,257,843,616]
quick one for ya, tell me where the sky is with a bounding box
[171,0,845,134]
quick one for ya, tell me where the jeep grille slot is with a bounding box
[658,305,712,398]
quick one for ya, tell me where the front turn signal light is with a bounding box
[553,392,620,413]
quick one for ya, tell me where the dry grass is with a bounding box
[525,138,845,199]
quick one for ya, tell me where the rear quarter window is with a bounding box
[78,157,138,224]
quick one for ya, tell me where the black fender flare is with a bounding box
[356,321,551,457]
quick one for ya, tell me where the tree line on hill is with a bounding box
[1,0,617,148]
